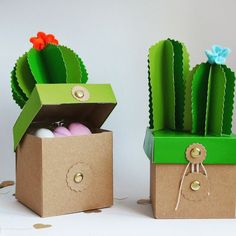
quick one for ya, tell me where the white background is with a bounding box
[1,0,236,235]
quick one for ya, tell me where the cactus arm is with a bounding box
[27,44,66,84]
[163,40,175,130]
[149,40,175,130]
[191,63,210,134]
[206,65,226,135]
[222,65,236,135]
[169,40,189,130]
[170,40,183,130]
[15,53,36,98]
[149,40,165,130]
[58,45,82,83]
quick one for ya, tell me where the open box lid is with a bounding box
[13,84,117,150]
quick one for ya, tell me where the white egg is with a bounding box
[34,128,54,138]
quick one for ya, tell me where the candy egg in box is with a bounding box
[53,126,71,137]
[68,122,91,136]
[34,122,91,138]
[34,128,55,138]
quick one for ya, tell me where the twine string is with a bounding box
[175,162,209,211]
[196,163,200,173]
[200,162,208,178]
[175,163,190,211]
[191,163,194,173]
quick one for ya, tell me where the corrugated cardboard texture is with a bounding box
[150,163,236,219]
[16,130,113,217]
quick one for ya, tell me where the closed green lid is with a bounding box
[144,128,236,164]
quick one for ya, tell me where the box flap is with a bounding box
[13,84,117,150]
[144,128,236,164]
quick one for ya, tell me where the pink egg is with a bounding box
[68,122,91,136]
[53,126,71,137]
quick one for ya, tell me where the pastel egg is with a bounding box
[53,126,71,137]
[34,128,54,138]
[68,122,91,136]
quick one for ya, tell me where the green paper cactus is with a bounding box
[148,41,235,136]
[148,39,190,131]
[185,45,235,135]
[11,32,88,108]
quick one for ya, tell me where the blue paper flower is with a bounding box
[205,45,231,64]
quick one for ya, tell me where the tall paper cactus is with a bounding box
[11,32,88,108]
[148,39,190,131]
[148,41,235,136]
[185,45,235,135]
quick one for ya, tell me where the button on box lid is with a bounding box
[144,128,236,164]
[13,83,117,150]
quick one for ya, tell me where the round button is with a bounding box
[74,172,83,183]
[66,162,92,192]
[190,147,201,158]
[190,180,200,191]
[182,173,209,201]
[185,143,206,164]
[75,90,84,99]
[71,86,90,102]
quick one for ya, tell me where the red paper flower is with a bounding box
[30,32,59,50]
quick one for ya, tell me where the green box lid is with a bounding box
[144,128,236,164]
[13,83,117,150]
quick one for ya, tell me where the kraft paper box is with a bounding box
[144,39,236,219]
[144,129,236,219]
[13,83,117,217]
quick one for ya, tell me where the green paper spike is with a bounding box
[27,44,67,84]
[170,39,190,130]
[148,39,190,131]
[221,65,235,135]
[12,89,25,109]
[11,67,27,108]
[76,55,88,83]
[148,60,154,129]
[183,64,198,131]
[11,32,88,108]
[191,63,211,134]
[58,45,82,83]
[16,53,35,97]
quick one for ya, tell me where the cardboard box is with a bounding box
[144,128,236,219]
[13,84,117,217]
